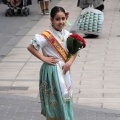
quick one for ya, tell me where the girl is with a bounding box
[27,6,76,120]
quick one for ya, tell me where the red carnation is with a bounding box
[70,34,86,48]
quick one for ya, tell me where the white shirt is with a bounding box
[31,26,70,62]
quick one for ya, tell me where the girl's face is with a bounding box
[51,11,66,31]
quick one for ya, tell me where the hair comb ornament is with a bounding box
[65,10,73,26]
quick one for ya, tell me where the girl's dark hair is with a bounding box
[50,6,66,18]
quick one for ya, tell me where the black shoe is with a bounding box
[96,4,104,11]
[83,34,98,38]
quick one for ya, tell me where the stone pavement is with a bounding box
[0,0,120,119]
[0,93,120,120]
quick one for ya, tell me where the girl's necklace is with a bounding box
[50,26,65,42]
[57,34,64,42]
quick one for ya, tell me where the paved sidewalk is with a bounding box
[0,93,120,120]
[0,0,120,119]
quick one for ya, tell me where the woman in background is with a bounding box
[38,0,49,15]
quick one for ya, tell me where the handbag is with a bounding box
[75,5,104,35]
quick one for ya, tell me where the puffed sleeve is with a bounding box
[31,34,48,51]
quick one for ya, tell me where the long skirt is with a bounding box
[39,63,74,120]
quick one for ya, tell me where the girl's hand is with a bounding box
[62,62,71,74]
[42,56,59,65]
[62,53,77,74]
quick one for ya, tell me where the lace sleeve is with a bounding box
[31,34,48,51]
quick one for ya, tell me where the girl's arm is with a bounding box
[62,53,77,74]
[27,44,58,65]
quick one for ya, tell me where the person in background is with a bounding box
[38,0,49,15]
[77,0,104,38]
[7,0,21,7]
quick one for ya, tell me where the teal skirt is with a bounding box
[39,63,74,120]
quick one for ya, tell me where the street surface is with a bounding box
[0,0,58,61]
[0,0,120,120]
[0,1,38,58]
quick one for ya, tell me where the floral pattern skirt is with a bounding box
[39,63,74,120]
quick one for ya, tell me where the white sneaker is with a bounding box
[40,10,45,15]
[45,9,49,15]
